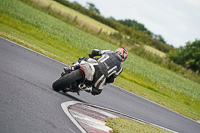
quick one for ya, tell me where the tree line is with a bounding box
[168,40,200,73]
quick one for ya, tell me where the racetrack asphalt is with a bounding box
[0,37,199,133]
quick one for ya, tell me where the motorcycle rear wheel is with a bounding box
[52,70,83,92]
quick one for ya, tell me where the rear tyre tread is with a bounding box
[52,70,82,92]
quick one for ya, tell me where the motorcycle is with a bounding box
[52,58,97,95]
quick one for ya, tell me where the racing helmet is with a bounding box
[115,47,128,62]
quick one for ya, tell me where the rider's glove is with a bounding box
[89,49,100,58]
[78,57,89,62]
[88,54,94,58]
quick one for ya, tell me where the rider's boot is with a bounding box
[63,66,71,73]
[60,66,70,77]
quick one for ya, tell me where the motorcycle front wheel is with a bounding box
[52,70,83,92]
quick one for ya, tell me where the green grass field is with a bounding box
[144,45,166,57]
[106,118,170,133]
[31,0,117,34]
[0,0,200,125]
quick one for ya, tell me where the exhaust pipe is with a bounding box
[78,83,86,89]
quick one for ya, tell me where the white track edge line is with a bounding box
[0,37,67,66]
[110,84,200,125]
[86,102,178,133]
[62,101,178,133]
[61,101,87,133]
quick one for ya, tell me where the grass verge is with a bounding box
[106,118,171,133]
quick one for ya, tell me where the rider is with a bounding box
[63,47,128,95]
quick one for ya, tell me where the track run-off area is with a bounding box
[0,37,200,133]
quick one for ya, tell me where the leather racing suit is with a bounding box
[88,49,123,95]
